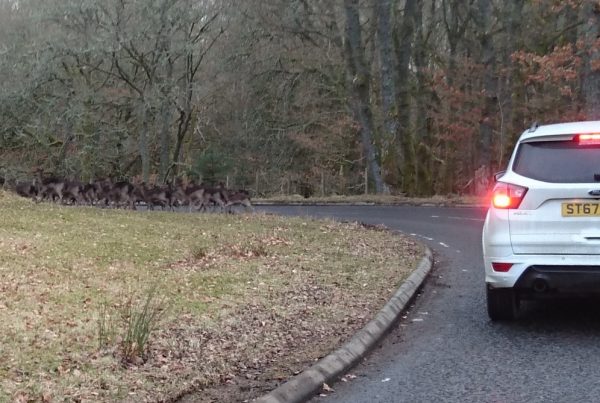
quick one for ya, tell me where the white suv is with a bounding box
[482,121,600,320]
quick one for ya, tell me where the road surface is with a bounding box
[257,205,600,403]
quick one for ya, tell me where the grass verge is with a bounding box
[0,191,423,402]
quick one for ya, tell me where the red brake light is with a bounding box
[575,134,600,144]
[492,182,528,209]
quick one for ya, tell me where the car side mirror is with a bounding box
[493,170,506,182]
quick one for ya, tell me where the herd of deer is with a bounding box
[8,171,253,213]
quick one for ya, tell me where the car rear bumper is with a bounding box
[484,253,600,288]
[514,265,600,296]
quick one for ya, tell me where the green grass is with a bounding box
[0,191,423,402]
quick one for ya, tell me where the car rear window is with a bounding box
[512,140,600,183]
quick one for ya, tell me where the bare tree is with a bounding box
[582,0,600,119]
[375,0,396,193]
[475,0,495,193]
[343,0,385,193]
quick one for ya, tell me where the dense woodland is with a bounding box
[0,0,599,196]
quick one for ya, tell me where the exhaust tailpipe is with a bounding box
[532,278,549,293]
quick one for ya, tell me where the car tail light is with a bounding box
[575,134,600,145]
[492,262,513,272]
[492,182,528,209]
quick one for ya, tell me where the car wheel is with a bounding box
[487,285,519,321]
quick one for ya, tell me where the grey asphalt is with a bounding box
[257,205,600,403]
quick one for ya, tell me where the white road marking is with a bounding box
[447,216,485,222]
[439,242,449,248]
[409,233,434,241]
[429,214,485,222]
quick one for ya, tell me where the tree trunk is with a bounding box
[507,0,525,146]
[171,109,193,177]
[394,0,417,129]
[376,0,398,192]
[158,2,174,183]
[343,0,385,194]
[476,0,496,193]
[439,0,463,194]
[393,0,418,194]
[171,63,195,178]
[139,99,150,183]
[582,1,600,119]
[55,117,74,176]
[159,99,172,182]
[413,0,432,196]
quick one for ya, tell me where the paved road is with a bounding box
[258,205,600,403]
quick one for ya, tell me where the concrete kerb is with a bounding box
[255,247,434,403]
[254,201,486,208]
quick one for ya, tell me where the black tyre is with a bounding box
[487,285,519,321]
